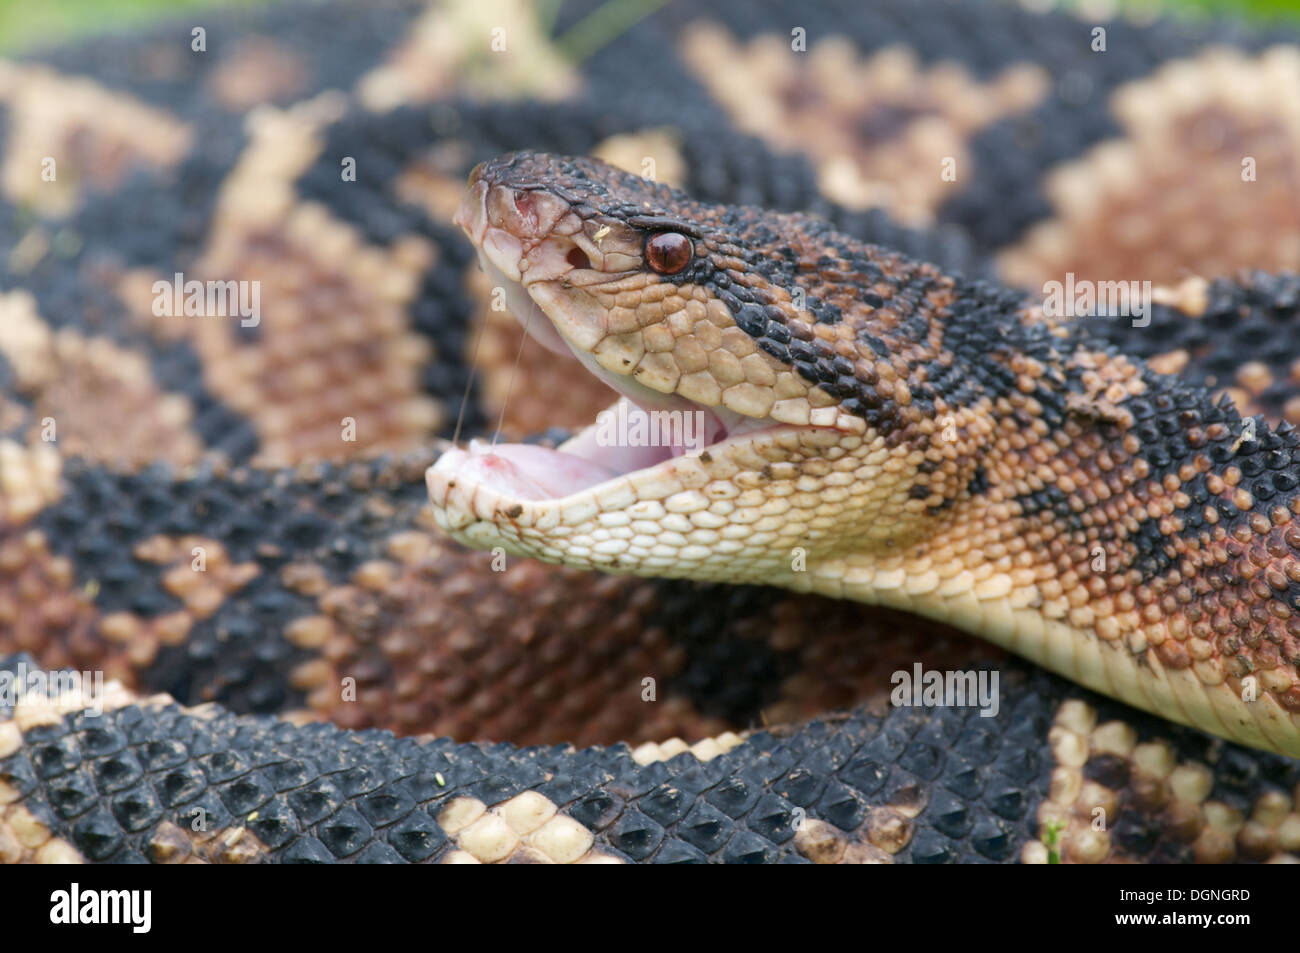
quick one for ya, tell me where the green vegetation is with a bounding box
[1043,818,1065,864]
[1062,0,1300,21]
[0,0,283,52]
[1129,0,1300,17]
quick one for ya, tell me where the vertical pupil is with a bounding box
[650,233,689,272]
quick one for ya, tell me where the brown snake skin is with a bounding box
[0,0,1299,865]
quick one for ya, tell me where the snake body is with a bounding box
[437,150,1300,760]
[1,0,1299,864]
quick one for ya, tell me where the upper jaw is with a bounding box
[455,173,641,286]
[454,170,692,394]
[454,169,573,246]
[452,178,489,243]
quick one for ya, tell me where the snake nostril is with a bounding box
[566,246,591,269]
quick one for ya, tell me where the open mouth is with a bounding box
[428,175,845,516]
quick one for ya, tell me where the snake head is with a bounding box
[430,151,977,586]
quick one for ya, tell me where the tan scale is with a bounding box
[115,96,443,466]
[462,264,618,440]
[435,794,620,864]
[206,37,310,110]
[0,292,204,469]
[356,0,578,111]
[0,804,83,864]
[681,24,1048,224]
[0,60,191,215]
[792,790,925,864]
[0,440,61,526]
[1000,46,1300,288]
[138,536,261,632]
[1024,699,1300,863]
[0,527,184,685]
[144,820,270,865]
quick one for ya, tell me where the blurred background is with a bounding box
[1,0,1298,53]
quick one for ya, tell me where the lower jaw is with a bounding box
[427,396,786,504]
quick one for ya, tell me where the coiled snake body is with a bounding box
[1,0,1299,864]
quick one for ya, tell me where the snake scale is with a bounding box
[1,0,1299,865]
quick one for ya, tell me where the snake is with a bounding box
[1,0,1299,865]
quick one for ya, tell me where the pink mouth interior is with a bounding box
[432,440,622,501]
[431,398,735,501]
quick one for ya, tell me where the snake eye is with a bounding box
[645,231,692,275]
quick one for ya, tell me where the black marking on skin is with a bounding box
[299,110,495,437]
[856,103,933,142]
[916,481,958,513]
[0,350,33,442]
[149,339,260,463]
[1094,276,1300,429]
[31,0,426,119]
[626,215,704,238]
[859,331,890,355]
[1129,515,1177,580]
[1117,366,1300,561]
[35,464,187,619]
[1013,483,1076,526]
[146,583,317,715]
[647,581,795,726]
[0,651,1079,864]
[31,454,435,714]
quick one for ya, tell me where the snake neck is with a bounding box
[797,284,1300,752]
